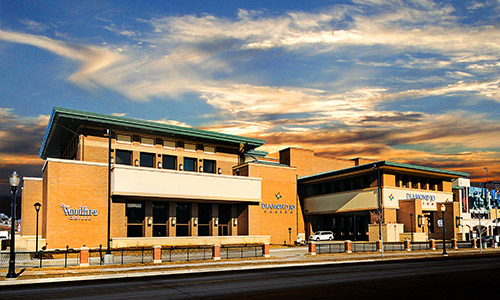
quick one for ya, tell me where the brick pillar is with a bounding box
[263,243,270,258]
[308,241,316,255]
[452,238,458,250]
[405,240,411,251]
[345,240,352,253]
[213,244,221,260]
[429,239,436,250]
[473,238,477,249]
[376,240,383,252]
[153,245,162,264]
[80,246,89,267]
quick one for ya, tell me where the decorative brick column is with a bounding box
[405,240,411,251]
[213,244,221,260]
[429,239,436,250]
[263,243,270,258]
[452,238,458,250]
[308,241,316,256]
[472,239,477,249]
[80,246,89,267]
[345,240,352,253]
[153,245,162,264]
[376,240,383,252]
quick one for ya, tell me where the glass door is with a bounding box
[126,202,144,237]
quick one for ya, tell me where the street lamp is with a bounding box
[7,170,21,279]
[34,202,41,255]
[441,204,447,256]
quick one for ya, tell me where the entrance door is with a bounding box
[126,202,144,237]
[176,203,191,236]
[218,204,231,236]
[152,202,168,237]
[198,203,212,236]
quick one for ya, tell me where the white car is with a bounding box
[309,231,334,241]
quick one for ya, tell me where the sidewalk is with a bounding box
[2,247,500,286]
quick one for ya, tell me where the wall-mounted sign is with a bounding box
[60,203,98,221]
[262,192,295,214]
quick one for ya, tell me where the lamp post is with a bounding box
[441,204,447,256]
[34,202,41,255]
[104,129,112,255]
[7,170,20,279]
[288,227,292,245]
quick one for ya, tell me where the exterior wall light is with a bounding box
[147,217,152,226]
[158,161,162,169]
[455,216,463,228]
[110,156,115,164]
[171,217,176,226]
[194,217,198,226]
[233,218,238,226]
[199,166,203,172]
[218,168,222,174]
[214,218,219,226]
[179,164,183,171]
[135,159,139,166]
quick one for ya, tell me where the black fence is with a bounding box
[89,246,155,266]
[411,242,431,250]
[161,246,213,262]
[221,245,263,259]
[316,243,344,254]
[0,247,80,269]
[352,242,378,252]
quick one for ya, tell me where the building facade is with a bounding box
[20,107,471,250]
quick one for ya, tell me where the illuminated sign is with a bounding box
[262,192,295,214]
[60,203,98,221]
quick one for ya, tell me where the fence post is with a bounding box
[376,240,383,252]
[429,239,436,250]
[153,245,162,264]
[308,241,316,255]
[345,240,352,253]
[80,246,90,267]
[472,238,477,249]
[212,244,221,261]
[452,238,458,250]
[263,243,270,258]
[405,240,411,251]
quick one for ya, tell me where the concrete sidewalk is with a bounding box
[1,247,499,286]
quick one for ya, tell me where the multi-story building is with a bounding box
[19,107,470,250]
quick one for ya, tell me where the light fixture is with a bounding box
[110,156,115,164]
[455,216,463,228]
[158,161,162,169]
[194,218,198,226]
[214,218,219,226]
[199,166,203,172]
[171,217,176,226]
[7,170,20,279]
[9,170,20,187]
[179,164,183,171]
[135,159,139,166]
[218,168,222,174]
[441,204,446,212]
[233,218,238,226]
[148,217,152,226]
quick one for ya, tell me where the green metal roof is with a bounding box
[299,160,469,182]
[40,107,266,159]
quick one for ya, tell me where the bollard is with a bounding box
[405,240,411,251]
[472,239,477,249]
[308,241,316,256]
[452,238,458,250]
[153,245,162,264]
[345,240,352,253]
[80,246,90,267]
[429,239,436,250]
[212,244,221,261]
[263,243,270,258]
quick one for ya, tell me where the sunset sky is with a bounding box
[1,0,499,195]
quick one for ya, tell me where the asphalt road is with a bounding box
[2,255,500,299]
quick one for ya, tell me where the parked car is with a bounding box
[309,231,334,241]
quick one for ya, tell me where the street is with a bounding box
[2,254,500,299]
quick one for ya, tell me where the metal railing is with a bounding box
[352,242,377,252]
[221,245,263,259]
[161,246,213,262]
[411,242,430,250]
[383,242,405,252]
[0,247,80,269]
[316,243,344,254]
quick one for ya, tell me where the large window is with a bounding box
[126,202,144,237]
[198,203,212,236]
[203,159,216,174]
[140,152,154,168]
[176,203,191,236]
[183,157,196,172]
[116,150,132,165]
[152,202,169,237]
[162,155,177,170]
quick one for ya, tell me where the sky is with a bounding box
[1,0,499,196]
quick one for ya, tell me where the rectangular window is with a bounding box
[162,155,177,170]
[115,150,132,165]
[184,143,196,152]
[163,140,176,149]
[204,146,215,153]
[183,157,196,172]
[116,134,132,144]
[203,159,216,173]
[140,152,155,168]
[176,203,191,237]
[141,137,155,146]
[152,201,169,237]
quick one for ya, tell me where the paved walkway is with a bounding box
[1,246,499,286]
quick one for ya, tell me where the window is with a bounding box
[116,150,132,165]
[184,143,196,152]
[116,134,132,144]
[204,146,215,154]
[183,157,196,171]
[203,159,216,173]
[176,203,191,237]
[141,137,154,146]
[162,155,177,170]
[153,202,169,237]
[126,202,144,237]
[140,152,154,168]
[163,140,176,149]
